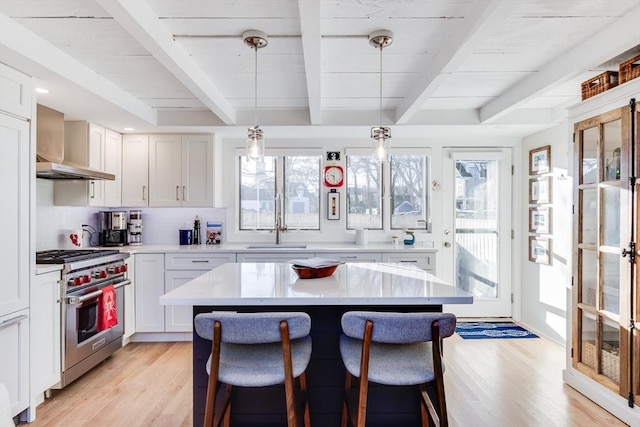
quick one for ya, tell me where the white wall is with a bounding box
[520,123,572,344]
[36,179,226,248]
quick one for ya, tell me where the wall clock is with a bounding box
[323,165,344,187]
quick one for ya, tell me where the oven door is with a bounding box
[64,279,128,369]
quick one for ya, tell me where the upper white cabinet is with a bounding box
[103,129,122,207]
[121,134,149,207]
[0,63,33,118]
[54,122,122,207]
[149,134,214,207]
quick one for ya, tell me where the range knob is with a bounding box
[121,264,128,272]
[72,277,83,286]
[82,275,91,283]
[99,270,108,278]
[107,267,116,274]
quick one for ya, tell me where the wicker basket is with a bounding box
[582,341,619,383]
[619,54,640,84]
[581,71,619,100]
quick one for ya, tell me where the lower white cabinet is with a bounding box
[382,252,435,272]
[123,257,135,341]
[321,252,382,263]
[134,253,165,332]
[135,253,234,335]
[30,271,61,404]
[0,308,30,417]
[236,252,316,262]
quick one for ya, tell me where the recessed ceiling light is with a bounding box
[124,127,135,131]
[35,87,49,94]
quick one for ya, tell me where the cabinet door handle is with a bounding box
[176,186,180,201]
[183,186,186,200]
[142,185,147,201]
[0,314,28,330]
[90,181,95,198]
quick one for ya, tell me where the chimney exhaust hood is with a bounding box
[36,162,115,180]
[35,104,115,181]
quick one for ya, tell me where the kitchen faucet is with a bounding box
[275,212,287,244]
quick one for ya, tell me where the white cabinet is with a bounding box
[0,113,30,316]
[103,129,122,207]
[135,252,234,335]
[121,134,149,207]
[0,309,30,417]
[382,252,435,273]
[54,122,122,207]
[149,134,214,207]
[30,272,61,401]
[321,252,382,263]
[236,252,317,262]
[123,256,135,342]
[0,64,31,419]
[134,254,165,332]
[164,253,234,332]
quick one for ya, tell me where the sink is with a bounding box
[245,244,308,249]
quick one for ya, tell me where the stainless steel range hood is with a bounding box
[36,162,115,180]
[35,104,115,180]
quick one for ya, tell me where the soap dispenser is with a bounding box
[403,230,415,246]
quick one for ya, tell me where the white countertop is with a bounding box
[159,262,472,306]
[118,242,437,254]
[35,264,63,275]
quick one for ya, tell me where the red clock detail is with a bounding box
[323,165,344,187]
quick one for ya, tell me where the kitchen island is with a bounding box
[160,262,472,427]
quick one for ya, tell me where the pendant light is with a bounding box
[244,30,268,160]
[369,30,393,162]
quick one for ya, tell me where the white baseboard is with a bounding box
[563,368,640,427]
[130,332,192,342]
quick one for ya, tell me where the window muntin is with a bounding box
[239,154,321,231]
[346,155,382,230]
[390,154,430,230]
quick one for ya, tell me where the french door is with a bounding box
[442,149,513,317]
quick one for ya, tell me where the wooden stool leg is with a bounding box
[341,371,352,427]
[299,372,311,427]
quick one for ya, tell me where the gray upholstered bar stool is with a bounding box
[339,311,457,427]
[194,311,312,427]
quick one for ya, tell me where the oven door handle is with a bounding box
[67,279,131,305]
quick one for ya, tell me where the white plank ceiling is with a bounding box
[1,0,639,138]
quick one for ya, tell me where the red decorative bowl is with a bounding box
[291,264,338,279]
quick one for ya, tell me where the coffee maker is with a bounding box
[98,211,128,246]
[128,210,143,246]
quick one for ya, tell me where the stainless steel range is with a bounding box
[36,249,130,388]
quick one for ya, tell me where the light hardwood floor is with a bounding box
[22,335,628,427]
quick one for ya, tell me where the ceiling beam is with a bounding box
[394,1,513,124]
[0,12,157,124]
[480,4,640,123]
[298,0,322,124]
[97,0,237,125]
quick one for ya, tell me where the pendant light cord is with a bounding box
[379,45,383,127]
[254,45,258,128]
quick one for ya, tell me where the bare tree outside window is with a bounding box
[390,155,430,230]
[346,155,382,229]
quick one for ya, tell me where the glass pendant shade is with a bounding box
[371,126,391,161]
[246,125,264,160]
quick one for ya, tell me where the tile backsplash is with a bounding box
[36,179,226,249]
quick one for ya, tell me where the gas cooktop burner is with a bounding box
[36,249,121,264]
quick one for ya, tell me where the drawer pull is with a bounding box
[400,260,418,263]
[191,260,210,263]
[0,314,28,330]
[339,256,358,259]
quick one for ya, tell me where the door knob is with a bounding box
[444,242,451,248]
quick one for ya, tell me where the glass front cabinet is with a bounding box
[572,98,639,407]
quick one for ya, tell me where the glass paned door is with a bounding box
[443,149,512,317]
[573,108,624,392]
